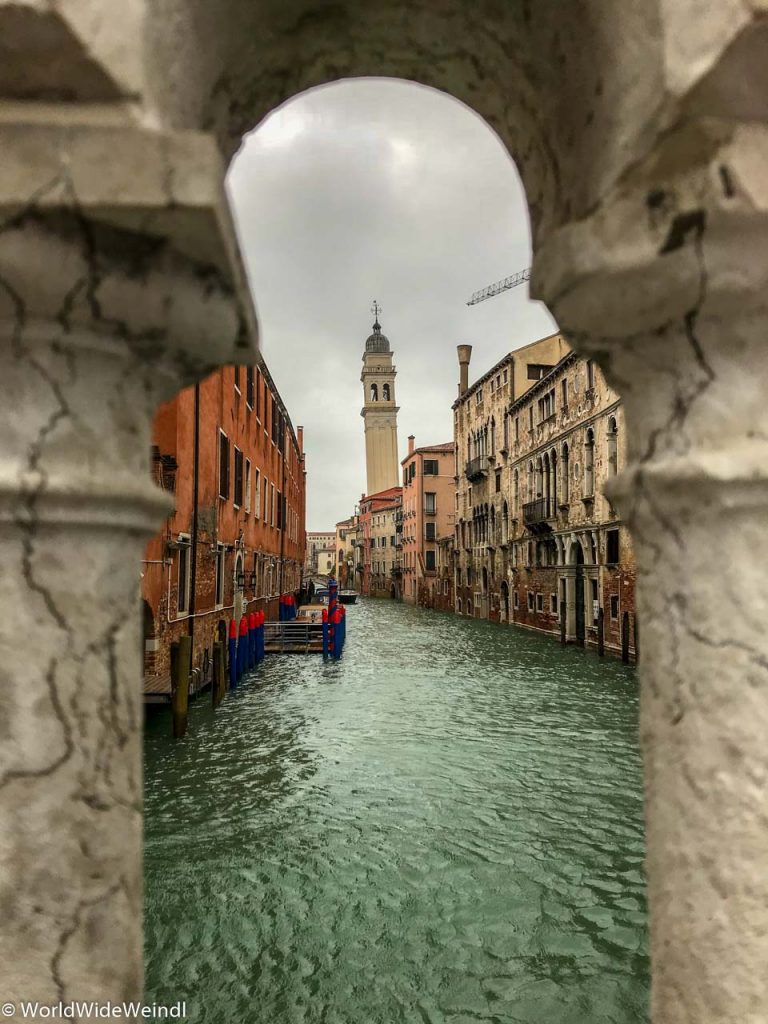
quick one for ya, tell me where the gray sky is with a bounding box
[227,79,556,531]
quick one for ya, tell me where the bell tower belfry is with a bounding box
[361,302,400,495]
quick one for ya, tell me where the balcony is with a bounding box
[523,498,555,532]
[464,456,487,482]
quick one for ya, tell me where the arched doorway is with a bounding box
[568,540,586,645]
[500,580,509,624]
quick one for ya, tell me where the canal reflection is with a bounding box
[144,600,648,1023]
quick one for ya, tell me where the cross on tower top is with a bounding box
[371,300,382,327]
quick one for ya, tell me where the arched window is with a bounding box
[607,416,618,476]
[562,442,570,503]
[528,461,534,502]
[503,412,509,450]
[514,469,519,513]
[490,417,495,454]
[536,456,544,498]
[585,428,595,497]
[383,383,391,401]
[549,449,558,510]
[502,501,509,543]
[370,383,378,401]
[490,505,496,541]
[457,598,463,614]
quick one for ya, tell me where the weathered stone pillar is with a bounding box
[0,122,250,1007]
[537,122,768,1022]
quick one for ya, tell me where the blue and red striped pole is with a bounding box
[228,619,237,689]
[248,611,257,670]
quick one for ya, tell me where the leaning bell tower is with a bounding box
[361,302,400,495]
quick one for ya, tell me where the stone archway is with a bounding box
[3,5,768,1021]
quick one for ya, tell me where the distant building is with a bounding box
[356,487,402,597]
[360,304,400,496]
[305,531,335,576]
[142,361,306,688]
[400,436,456,606]
[334,516,357,587]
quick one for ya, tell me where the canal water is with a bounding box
[144,600,648,1024]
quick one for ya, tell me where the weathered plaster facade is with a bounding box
[2,3,768,1020]
[400,438,455,606]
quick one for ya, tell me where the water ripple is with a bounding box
[145,600,648,1023]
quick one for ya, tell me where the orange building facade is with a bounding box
[400,437,456,605]
[142,360,306,689]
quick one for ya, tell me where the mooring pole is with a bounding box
[171,635,191,739]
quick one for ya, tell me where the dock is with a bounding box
[263,621,325,654]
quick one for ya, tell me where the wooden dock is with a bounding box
[264,621,324,654]
[142,667,211,705]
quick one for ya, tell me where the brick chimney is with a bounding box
[457,344,472,396]
[408,435,415,455]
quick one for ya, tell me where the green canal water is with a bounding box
[144,599,648,1024]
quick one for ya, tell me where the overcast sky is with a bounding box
[227,79,556,531]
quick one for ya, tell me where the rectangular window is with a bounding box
[515,417,519,441]
[254,469,261,518]
[425,522,436,541]
[527,591,534,611]
[527,363,551,381]
[233,447,243,508]
[495,470,501,493]
[536,593,544,612]
[503,369,508,384]
[218,431,229,499]
[263,477,269,521]
[245,459,251,512]
[513,591,519,609]
[561,379,568,409]
[246,366,254,408]
[606,529,620,564]
[423,460,438,475]
[271,396,278,444]
[610,595,619,619]
[215,544,225,607]
[551,593,557,613]
[426,550,436,571]
[424,492,436,514]
[255,369,262,419]
[528,406,534,431]
[177,539,190,614]
[270,483,276,526]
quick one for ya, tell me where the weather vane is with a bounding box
[371,300,382,323]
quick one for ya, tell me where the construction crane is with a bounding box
[466,266,531,306]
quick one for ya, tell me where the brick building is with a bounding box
[400,436,456,606]
[454,338,636,658]
[142,359,306,687]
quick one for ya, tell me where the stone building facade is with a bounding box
[334,516,357,587]
[454,341,636,658]
[305,531,335,575]
[142,360,306,686]
[400,436,456,606]
[355,487,402,597]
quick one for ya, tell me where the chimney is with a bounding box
[297,425,304,455]
[457,344,472,396]
[408,434,415,456]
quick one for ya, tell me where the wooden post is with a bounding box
[560,600,566,645]
[171,635,191,739]
[212,642,222,708]
[621,611,630,664]
[597,606,605,656]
